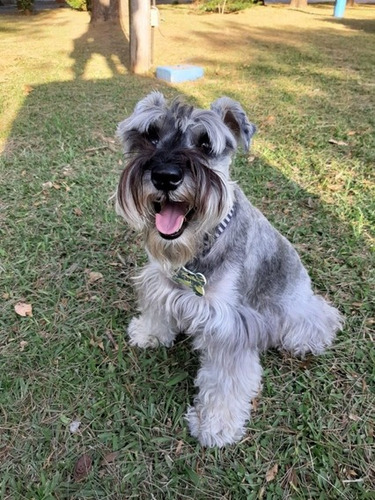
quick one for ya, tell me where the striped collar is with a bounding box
[201,204,236,257]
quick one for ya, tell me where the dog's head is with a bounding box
[116,92,256,266]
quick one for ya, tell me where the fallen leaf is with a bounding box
[105,330,119,351]
[2,292,10,300]
[74,207,83,216]
[24,85,34,95]
[73,454,92,482]
[88,271,103,284]
[367,423,374,438]
[349,413,361,422]
[329,139,348,146]
[101,451,119,465]
[264,115,276,125]
[287,466,298,488]
[345,468,358,478]
[15,302,33,317]
[62,165,73,177]
[265,463,278,482]
[19,341,28,352]
[175,440,184,456]
[42,181,53,190]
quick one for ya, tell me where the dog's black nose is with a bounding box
[151,164,184,191]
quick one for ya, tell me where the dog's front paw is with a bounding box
[128,317,160,348]
[186,405,245,448]
[128,316,176,348]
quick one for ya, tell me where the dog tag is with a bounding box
[172,267,206,297]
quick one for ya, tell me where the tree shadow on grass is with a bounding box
[70,17,131,78]
[324,14,375,33]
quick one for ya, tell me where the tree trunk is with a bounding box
[290,0,308,8]
[129,0,151,74]
[119,0,129,37]
[90,0,119,23]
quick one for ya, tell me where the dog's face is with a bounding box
[116,92,256,266]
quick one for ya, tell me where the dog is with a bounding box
[115,92,343,447]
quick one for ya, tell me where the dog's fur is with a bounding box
[115,92,343,447]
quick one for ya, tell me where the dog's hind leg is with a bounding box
[279,294,343,357]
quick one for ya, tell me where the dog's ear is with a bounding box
[117,92,166,150]
[132,91,166,116]
[210,97,256,151]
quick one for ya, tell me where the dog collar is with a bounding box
[171,205,236,296]
[202,205,236,257]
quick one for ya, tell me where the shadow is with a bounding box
[70,17,130,77]
[324,15,375,32]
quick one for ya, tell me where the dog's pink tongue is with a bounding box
[155,202,185,235]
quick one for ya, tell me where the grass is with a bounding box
[0,3,374,499]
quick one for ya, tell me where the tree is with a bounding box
[90,0,119,22]
[129,0,151,73]
[289,0,308,8]
[90,0,150,74]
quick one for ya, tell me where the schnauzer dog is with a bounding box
[115,92,343,447]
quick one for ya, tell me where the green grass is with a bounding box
[1,5,374,499]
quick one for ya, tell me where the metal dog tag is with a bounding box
[172,266,207,297]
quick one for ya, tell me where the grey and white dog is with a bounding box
[115,92,343,447]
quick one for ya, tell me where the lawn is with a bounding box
[0,3,374,499]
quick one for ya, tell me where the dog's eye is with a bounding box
[145,125,159,146]
[198,133,212,154]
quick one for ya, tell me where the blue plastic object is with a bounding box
[156,65,204,83]
[333,0,346,18]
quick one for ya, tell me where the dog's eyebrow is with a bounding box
[191,110,236,154]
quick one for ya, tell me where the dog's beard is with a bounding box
[116,150,234,268]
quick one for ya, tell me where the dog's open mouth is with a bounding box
[154,201,192,240]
